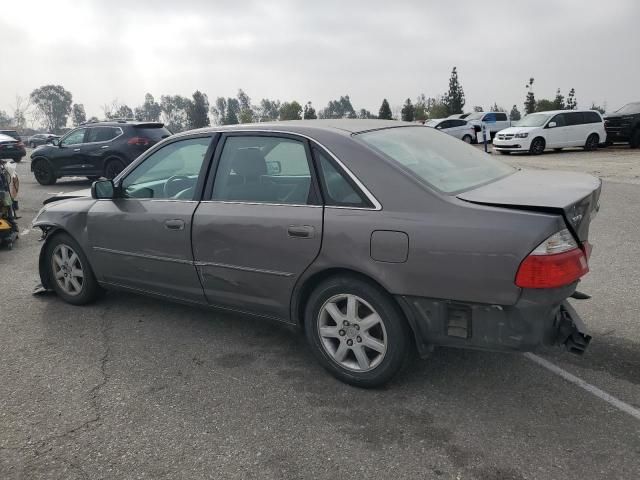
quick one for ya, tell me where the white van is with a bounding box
[493,110,605,155]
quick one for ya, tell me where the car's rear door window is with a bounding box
[87,127,121,143]
[211,135,314,205]
[358,126,514,194]
[313,148,369,208]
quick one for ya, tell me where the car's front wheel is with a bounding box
[529,137,546,155]
[304,276,410,388]
[45,233,102,305]
[32,159,56,185]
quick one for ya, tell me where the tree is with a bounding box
[256,99,281,122]
[87,116,99,123]
[236,89,254,123]
[186,90,210,128]
[566,88,577,110]
[378,99,393,120]
[0,110,12,128]
[279,101,302,120]
[71,104,86,126]
[509,105,521,121]
[114,104,134,119]
[490,102,505,112]
[414,94,428,122]
[590,103,606,114]
[424,96,449,119]
[160,95,190,132]
[358,108,376,119]
[12,95,30,130]
[553,89,565,110]
[134,93,162,122]
[535,99,555,112]
[443,66,465,115]
[211,97,240,125]
[30,85,73,132]
[473,106,484,112]
[401,98,415,122]
[319,95,356,119]
[524,77,536,114]
[303,102,317,119]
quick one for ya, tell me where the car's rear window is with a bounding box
[134,126,171,141]
[1,130,20,140]
[358,126,514,194]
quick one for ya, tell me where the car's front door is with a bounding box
[545,113,568,147]
[87,135,214,303]
[56,128,87,174]
[192,133,323,320]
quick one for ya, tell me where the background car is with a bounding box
[465,111,511,139]
[30,120,171,185]
[0,133,26,162]
[604,101,640,148]
[493,110,605,155]
[28,133,60,148]
[33,120,598,387]
[447,113,471,119]
[424,118,475,143]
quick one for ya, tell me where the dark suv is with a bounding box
[0,130,26,161]
[604,102,640,148]
[30,121,171,185]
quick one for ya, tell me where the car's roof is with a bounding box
[525,110,601,115]
[79,121,165,128]
[0,129,18,133]
[0,133,16,142]
[184,119,411,137]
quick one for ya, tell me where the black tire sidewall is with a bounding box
[45,232,101,305]
[33,159,56,185]
[304,276,410,388]
[104,159,125,179]
[585,134,598,151]
[529,137,545,155]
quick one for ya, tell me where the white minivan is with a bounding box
[493,110,605,155]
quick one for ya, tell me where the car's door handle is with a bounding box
[287,225,314,238]
[73,148,80,152]
[164,219,185,230]
[101,145,109,149]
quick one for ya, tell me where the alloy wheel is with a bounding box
[317,294,387,372]
[51,244,85,296]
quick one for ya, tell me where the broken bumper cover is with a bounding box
[397,291,591,357]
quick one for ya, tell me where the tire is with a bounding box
[30,142,36,148]
[14,157,22,163]
[498,150,511,155]
[630,129,640,149]
[554,148,563,152]
[104,158,125,180]
[529,137,545,155]
[32,159,56,185]
[45,232,101,305]
[304,275,411,388]
[462,134,472,144]
[584,133,599,151]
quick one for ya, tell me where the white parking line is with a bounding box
[524,353,640,421]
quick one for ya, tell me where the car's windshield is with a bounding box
[615,102,640,114]
[358,126,514,193]
[465,112,484,120]
[515,114,551,127]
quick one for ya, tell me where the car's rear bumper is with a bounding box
[396,290,590,357]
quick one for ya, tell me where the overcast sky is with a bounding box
[1,0,638,121]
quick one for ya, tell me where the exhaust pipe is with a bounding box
[556,302,592,355]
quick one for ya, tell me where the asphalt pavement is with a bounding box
[1,148,639,479]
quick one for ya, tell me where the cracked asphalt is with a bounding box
[1,148,639,479]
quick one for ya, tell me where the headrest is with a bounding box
[231,148,267,178]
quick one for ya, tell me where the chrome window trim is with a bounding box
[212,129,382,211]
[199,200,322,208]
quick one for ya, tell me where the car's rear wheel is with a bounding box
[104,158,125,180]
[529,137,545,155]
[584,133,599,151]
[630,129,640,149]
[304,275,410,388]
[45,233,101,305]
[462,134,472,143]
[32,159,56,185]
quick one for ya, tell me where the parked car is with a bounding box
[33,120,599,387]
[0,129,21,141]
[493,110,605,155]
[465,111,511,139]
[30,120,171,185]
[0,133,26,162]
[604,102,640,148]
[28,133,60,148]
[447,113,471,120]
[424,118,475,143]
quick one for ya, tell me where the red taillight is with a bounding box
[515,229,589,289]
[127,136,151,146]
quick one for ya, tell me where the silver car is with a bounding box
[425,118,476,143]
[33,120,600,387]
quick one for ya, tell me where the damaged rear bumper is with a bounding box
[397,290,591,357]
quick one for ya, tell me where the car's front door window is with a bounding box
[60,128,86,146]
[121,137,211,200]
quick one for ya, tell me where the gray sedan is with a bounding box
[33,120,600,387]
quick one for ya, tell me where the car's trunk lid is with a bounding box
[457,169,601,242]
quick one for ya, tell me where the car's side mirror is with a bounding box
[547,122,557,128]
[91,179,115,199]
[51,139,60,146]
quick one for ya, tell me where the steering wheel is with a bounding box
[163,175,192,198]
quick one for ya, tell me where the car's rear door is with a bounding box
[191,132,323,321]
[87,134,215,303]
[565,112,586,146]
[84,126,123,174]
